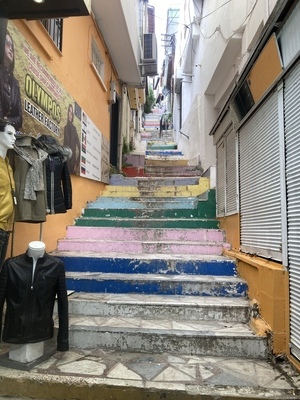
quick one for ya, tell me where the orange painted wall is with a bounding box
[220,213,289,355]
[247,33,282,103]
[6,17,118,256]
[235,253,289,354]
[219,213,239,251]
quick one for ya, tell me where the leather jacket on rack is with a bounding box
[0,252,69,351]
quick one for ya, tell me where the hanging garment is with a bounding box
[0,156,15,231]
[37,135,72,214]
[0,252,69,351]
[8,135,48,222]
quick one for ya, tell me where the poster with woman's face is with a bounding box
[0,22,108,182]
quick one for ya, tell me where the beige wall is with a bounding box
[6,17,119,256]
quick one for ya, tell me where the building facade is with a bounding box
[173,0,300,369]
[2,0,155,257]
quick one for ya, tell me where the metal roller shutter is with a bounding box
[226,128,237,215]
[216,140,225,216]
[239,90,282,261]
[216,127,237,217]
[284,62,300,361]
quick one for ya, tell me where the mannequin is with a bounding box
[28,240,46,259]
[28,241,46,288]
[9,241,46,363]
[0,119,16,271]
[0,241,69,365]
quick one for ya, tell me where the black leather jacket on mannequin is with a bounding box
[0,252,69,351]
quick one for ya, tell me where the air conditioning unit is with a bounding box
[143,33,157,63]
[141,63,158,76]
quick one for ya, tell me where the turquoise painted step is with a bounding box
[83,190,216,218]
[74,217,219,229]
[147,144,177,150]
[87,197,198,209]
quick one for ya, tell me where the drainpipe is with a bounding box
[118,84,127,171]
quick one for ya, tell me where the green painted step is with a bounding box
[147,144,177,150]
[82,207,215,219]
[75,217,219,229]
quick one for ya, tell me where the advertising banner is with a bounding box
[1,22,109,183]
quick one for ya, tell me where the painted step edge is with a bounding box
[64,226,226,241]
[65,272,248,297]
[68,320,269,359]
[67,293,250,322]
[57,239,229,255]
[52,253,238,276]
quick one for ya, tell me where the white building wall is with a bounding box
[173,0,278,172]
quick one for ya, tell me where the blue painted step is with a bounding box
[58,254,237,276]
[145,150,184,156]
[54,253,247,297]
[65,271,247,297]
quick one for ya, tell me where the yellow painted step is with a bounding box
[100,178,210,198]
[145,159,188,167]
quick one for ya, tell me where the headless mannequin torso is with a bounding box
[28,241,46,288]
[28,240,45,259]
[9,241,46,364]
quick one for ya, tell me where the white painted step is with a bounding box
[67,314,268,358]
[67,292,250,322]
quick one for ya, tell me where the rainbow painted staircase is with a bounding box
[53,145,269,360]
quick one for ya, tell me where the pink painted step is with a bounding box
[57,238,230,255]
[64,226,226,243]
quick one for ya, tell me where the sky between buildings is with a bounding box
[148,0,182,66]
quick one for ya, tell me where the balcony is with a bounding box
[91,0,143,87]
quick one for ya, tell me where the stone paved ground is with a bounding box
[0,343,300,399]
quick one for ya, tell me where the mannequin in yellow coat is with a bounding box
[0,119,16,270]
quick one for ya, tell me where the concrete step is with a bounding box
[147,143,177,150]
[67,313,268,359]
[1,346,298,400]
[81,207,216,220]
[136,176,201,186]
[54,252,238,276]
[100,184,210,198]
[145,165,203,176]
[63,226,227,243]
[146,150,183,156]
[145,157,188,167]
[123,153,145,167]
[67,292,250,322]
[85,189,215,212]
[87,196,199,209]
[59,223,229,255]
[57,238,229,255]
[109,174,205,187]
[103,176,210,197]
[74,216,220,228]
[64,271,247,297]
